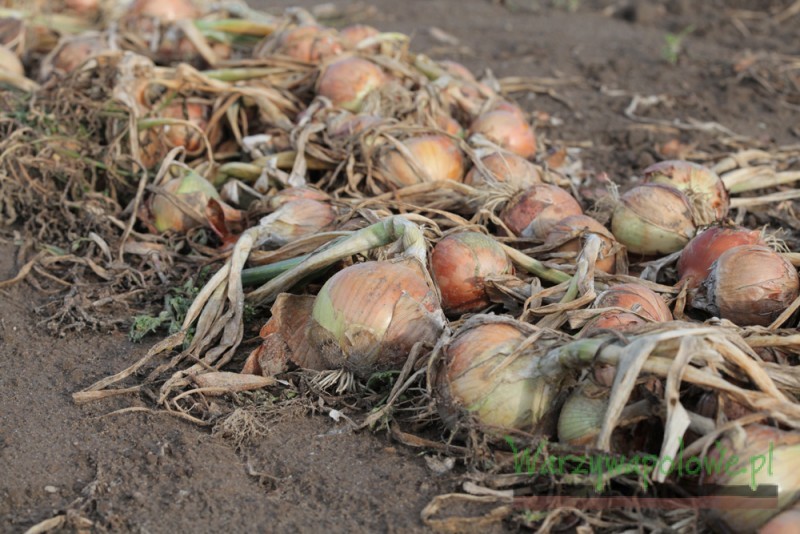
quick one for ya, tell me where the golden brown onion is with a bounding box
[339,24,380,49]
[469,104,536,159]
[150,172,220,233]
[381,134,465,186]
[309,260,444,376]
[500,184,583,239]
[611,183,696,256]
[464,152,541,188]
[437,320,554,431]
[272,25,343,63]
[431,232,514,315]
[677,225,765,289]
[593,283,673,322]
[582,312,646,336]
[692,245,799,326]
[544,214,618,273]
[644,160,728,224]
[39,33,107,79]
[317,57,387,112]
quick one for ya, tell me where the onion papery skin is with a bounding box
[261,198,337,246]
[160,101,215,154]
[272,25,343,64]
[677,225,765,289]
[558,386,609,446]
[308,261,445,377]
[644,160,729,224]
[611,183,696,256]
[469,106,536,159]
[693,245,799,326]
[431,232,514,315]
[326,112,383,139]
[464,152,541,188]
[500,184,583,239]
[317,57,387,112]
[339,24,380,49]
[706,425,800,532]
[438,321,553,431]
[381,135,465,186]
[594,283,673,322]
[150,172,220,233]
[40,34,106,79]
[544,214,617,273]
[582,312,646,336]
[128,0,199,21]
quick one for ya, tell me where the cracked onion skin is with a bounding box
[692,245,799,326]
[611,183,696,256]
[308,261,445,377]
[643,160,728,224]
[437,321,553,431]
[677,225,765,289]
[500,184,583,239]
[431,232,514,315]
[544,214,618,273]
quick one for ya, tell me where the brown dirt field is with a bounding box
[2,0,799,532]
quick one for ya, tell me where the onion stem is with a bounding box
[194,19,276,37]
[499,244,571,284]
[247,216,426,305]
[240,254,310,287]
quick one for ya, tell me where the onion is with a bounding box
[611,183,696,256]
[705,425,800,532]
[677,225,765,289]
[469,103,536,159]
[437,320,554,431]
[258,198,337,247]
[544,214,617,273]
[692,245,799,326]
[582,312,646,336]
[308,260,445,376]
[317,57,387,112]
[339,24,380,49]
[160,101,215,154]
[64,0,100,15]
[644,160,728,224]
[464,152,541,188]
[593,283,673,322]
[150,172,220,233]
[434,113,463,137]
[127,0,199,21]
[39,34,106,79]
[381,134,465,186]
[431,232,514,315]
[0,44,23,76]
[272,25,343,63]
[557,385,609,446]
[500,184,583,239]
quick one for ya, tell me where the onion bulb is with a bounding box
[150,172,220,233]
[500,184,583,239]
[0,44,23,76]
[464,152,541,188]
[437,320,554,431]
[39,34,106,79]
[431,232,514,315]
[705,425,800,532]
[469,103,536,159]
[308,260,445,376]
[317,57,387,112]
[593,283,673,322]
[692,245,799,326]
[582,312,646,335]
[272,25,343,63]
[644,160,728,224]
[258,198,337,247]
[611,184,696,256]
[381,135,465,186]
[127,0,199,21]
[558,385,609,446]
[339,24,380,49]
[544,214,617,273]
[677,225,765,289]
[64,0,100,15]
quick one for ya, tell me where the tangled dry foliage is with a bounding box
[3,1,800,532]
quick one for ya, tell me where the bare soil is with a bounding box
[2,0,799,531]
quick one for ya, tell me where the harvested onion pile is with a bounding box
[4,1,800,532]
